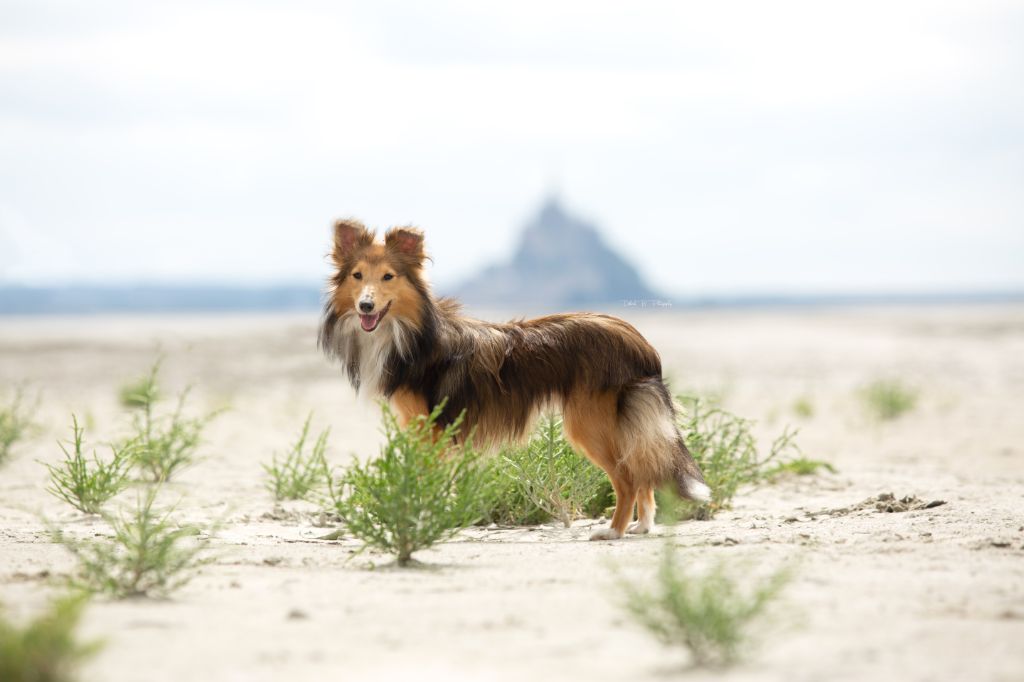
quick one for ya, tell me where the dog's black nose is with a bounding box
[358,301,374,313]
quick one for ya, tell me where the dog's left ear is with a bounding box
[384,227,425,263]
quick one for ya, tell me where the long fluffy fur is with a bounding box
[319,220,708,537]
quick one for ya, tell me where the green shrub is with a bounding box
[54,485,210,598]
[44,416,133,514]
[495,415,610,528]
[860,379,917,421]
[0,389,33,465]
[264,414,329,501]
[619,543,791,667]
[122,364,219,482]
[477,457,552,527]
[582,478,615,519]
[323,403,486,566]
[676,396,805,520]
[0,593,101,682]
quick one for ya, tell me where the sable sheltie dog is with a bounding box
[319,219,709,540]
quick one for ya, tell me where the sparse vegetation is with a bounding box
[792,396,815,419]
[0,389,33,466]
[122,363,219,482]
[54,485,211,598]
[860,379,918,421]
[493,415,610,527]
[477,399,822,527]
[44,416,134,514]
[675,396,808,520]
[0,593,101,682]
[264,414,329,501]
[323,403,487,566]
[619,543,791,667]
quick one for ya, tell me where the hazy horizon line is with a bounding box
[2,280,1023,296]
[2,282,1022,316]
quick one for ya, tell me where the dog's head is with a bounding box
[328,219,428,333]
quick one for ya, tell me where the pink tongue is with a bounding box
[360,313,380,331]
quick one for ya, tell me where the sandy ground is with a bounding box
[1,305,1023,681]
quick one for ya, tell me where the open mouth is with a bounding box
[358,300,391,332]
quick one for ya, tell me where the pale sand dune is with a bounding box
[1,306,1022,681]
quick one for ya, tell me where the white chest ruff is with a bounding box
[343,315,409,399]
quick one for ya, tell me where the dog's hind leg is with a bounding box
[563,390,635,541]
[591,475,636,540]
[628,487,655,535]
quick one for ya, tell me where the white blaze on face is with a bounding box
[358,285,385,332]
[358,285,376,310]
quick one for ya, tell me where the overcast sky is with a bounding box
[1,0,1021,295]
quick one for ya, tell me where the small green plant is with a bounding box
[324,402,486,566]
[619,543,791,667]
[791,396,814,419]
[762,456,836,479]
[0,389,33,465]
[676,396,803,520]
[118,368,160,409]
[123,363,219,482]
[0,593,101,682]
[54,485,211,598]
[264,414,329,501]
[44,416,134,514]
[497,415,610,528]
[860,379,917,421]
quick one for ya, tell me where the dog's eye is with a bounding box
[353,272,362,280]
[382,273,394,281]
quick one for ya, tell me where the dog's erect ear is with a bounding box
[384,227,425,263]
[333,219,374,264]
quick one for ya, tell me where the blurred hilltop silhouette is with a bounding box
[450,198,663,309]
[2,195,1021,314]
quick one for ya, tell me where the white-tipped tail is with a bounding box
[685,478,711,503]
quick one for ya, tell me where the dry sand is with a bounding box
[1,305,1022,681]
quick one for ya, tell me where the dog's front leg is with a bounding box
[390,388,430,428]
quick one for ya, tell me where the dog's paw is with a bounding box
[626,522,651,535]
[589,527,623,541]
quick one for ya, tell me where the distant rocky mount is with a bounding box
[450,199,664,309]
[4,197,1019,314]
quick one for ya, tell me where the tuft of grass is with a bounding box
[122,363,219,482]
[619,543,791,667]
[44,416,134,514]
[860,379,917,421]
[54,485,211,598]
[263,414,329,501]
[0,389,33,466]
[494,414,610,528]
[791,396,815,419]
[675,396,805,520]
[0,593,101,682]
[323,402,487,566]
